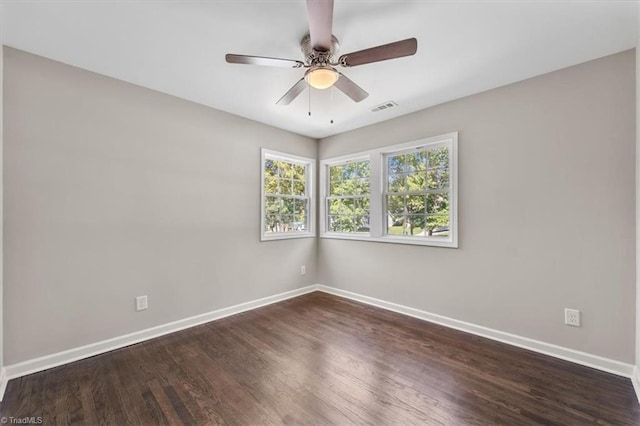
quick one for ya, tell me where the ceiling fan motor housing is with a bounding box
[301,33,340,66]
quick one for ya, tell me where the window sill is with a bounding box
[261,232,316,242]
[320,233,458,248]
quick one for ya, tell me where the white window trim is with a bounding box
[261,148,316,241]
[319,154,371,239]
[320,132,458,248]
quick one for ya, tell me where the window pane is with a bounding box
[330,161,370,197]
[407,172,426,191]
[269,216,287,233]
[406,195,426,214]
[330,181,343,196]
[292,164,305,179]
[329,215,344,232]
[327,197,370,234]
[355,197,370,213]
[426,215,450,237]
[342,198,355,214]
[387,214,406,235]
[281,198,294,215]
[293,199,307,231]
[293,199,305,215]
[387,154,404,175]
[343,162,358,180]
[387,195,405,216]
[330,165,343,182]
[428,147,449,169]
[406,215,426,236]
[328,199,343,215]
[281,215,294,232]
[344,215,359,233]
[278,162,293,179]
[293,179,305,195]
[357,161,370,178]
[265,160,278,177]
[354,215,370,233]
[344,179,357,195]
[414,151,428,171]
[343,179,355,195]
[388,174,407,192]
[344,178,368,195]
[355,178,369,195]
[387,215,428,236]
[278,179,292,195]
[404,153,420,173]
[264,214,277,233]
[265,196,281,214]
[427,168,449,189]
[388,152,431,193]
[426,193,449,214]
[264,177,278,194]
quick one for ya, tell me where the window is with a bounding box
[385,146,450,239]
[327,159,370,233]
[261,149,315,241]
[320,133,457,248]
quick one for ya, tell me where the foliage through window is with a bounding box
[320,133,457,247]
[385,147,450,238]
[261,150,314,240]
[327,160,370,233]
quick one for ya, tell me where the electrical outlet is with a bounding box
[136,295,148,312]
[300,265,306,275]
[564,308,580,327]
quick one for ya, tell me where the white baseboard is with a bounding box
[632,367,640,403]
[316,285,635,379]
[0,368,7,402]
[2,283,636,403]
[2,284,319,392]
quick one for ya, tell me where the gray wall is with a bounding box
[0,41,4,375]
[319,50,636,363]
[636,13,640,370]
[3,48,317,365]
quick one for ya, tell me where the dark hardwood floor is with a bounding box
[1,291,638,425]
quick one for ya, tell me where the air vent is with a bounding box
[371,101,398,112]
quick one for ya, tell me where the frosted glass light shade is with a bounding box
[305,67,339,89]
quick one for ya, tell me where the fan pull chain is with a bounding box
[308,87,311,117]
[330,87,334,124]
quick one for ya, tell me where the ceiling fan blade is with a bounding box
[339,38,418,67]
[334,73,369,102]
[306,0,334,51]
[226,54,304,68]
[276,78,308,105]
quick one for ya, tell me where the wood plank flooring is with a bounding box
[1,291,638,425]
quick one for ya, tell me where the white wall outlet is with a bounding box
[564,308,580,327]
[300,265,306,275]
[136,295,148,311]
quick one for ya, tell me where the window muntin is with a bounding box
[384,146,451,238]
[326,160,370,233]
[261,150,314,240]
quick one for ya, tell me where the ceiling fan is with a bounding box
[225,0,418,106]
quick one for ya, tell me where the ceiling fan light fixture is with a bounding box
[305,66,339,89]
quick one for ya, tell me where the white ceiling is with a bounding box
[2,1,638,139]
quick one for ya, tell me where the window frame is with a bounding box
[322,155,372,237]
[320,132,458,248]
[261,148,316,241]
